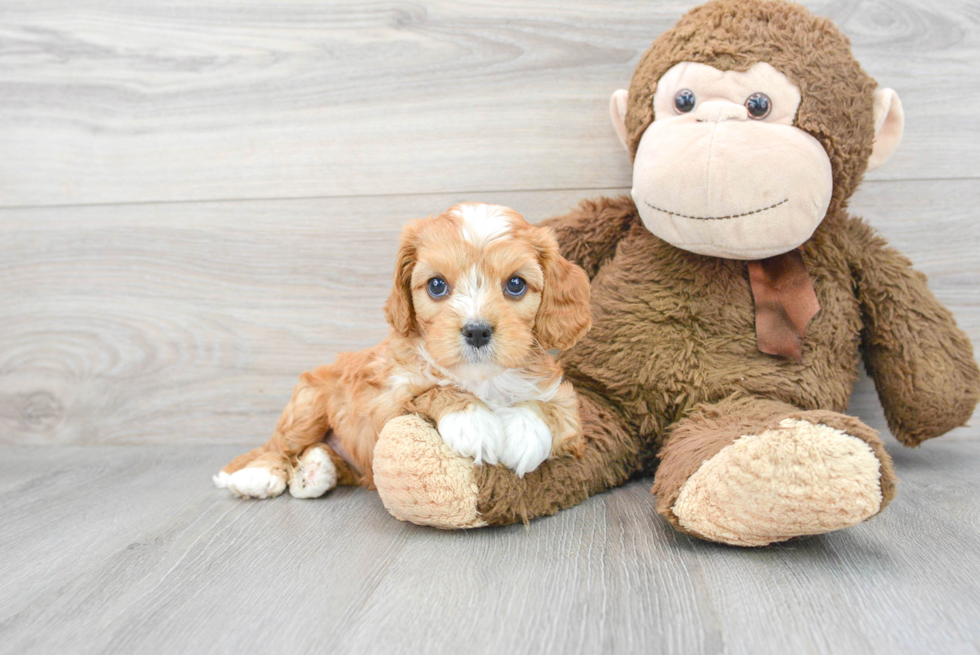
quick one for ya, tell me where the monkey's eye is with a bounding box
[673,89,696,114]
[426,277,450,299]
[504,276,527,298]
[745,92,772,119]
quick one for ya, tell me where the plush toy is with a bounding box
[371,0,980,546]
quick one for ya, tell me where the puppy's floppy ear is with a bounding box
[384,220,420,337]
[530,225,592,351]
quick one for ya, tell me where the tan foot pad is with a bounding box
[672,418,883,547]
[374,414,487,529]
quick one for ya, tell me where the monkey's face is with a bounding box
[629,62,833,260]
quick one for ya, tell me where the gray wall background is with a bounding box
[1,0,977,446]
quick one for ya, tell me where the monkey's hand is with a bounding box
[849,218,980,446]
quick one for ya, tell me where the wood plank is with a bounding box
[0,440,978,654]
[0,445,412,654]
[1,180,977,446]
[0,187,613,446]
[0,0,978,207]
[0,445,250,616]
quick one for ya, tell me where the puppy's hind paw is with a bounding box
[289,446,338,499]
[217,466,287,499]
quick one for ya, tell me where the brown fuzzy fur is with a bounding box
[476,388,638,526]
[651,396,897,539]
[467,0,980,531]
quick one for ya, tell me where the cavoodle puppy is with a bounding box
[214,202,592,499]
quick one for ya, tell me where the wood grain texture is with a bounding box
[1,181,977,447]
[0,441,978,655]
[0,187,607,446]
[0,0,978,207]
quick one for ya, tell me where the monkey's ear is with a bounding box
[867,88,904,172]
[609,89,629,151]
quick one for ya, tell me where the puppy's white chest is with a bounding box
[463,369,558,410]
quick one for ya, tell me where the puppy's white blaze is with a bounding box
[449,265,492,323]
[454,203,513,246]
[437,405,505,466]
[496,406,553,477]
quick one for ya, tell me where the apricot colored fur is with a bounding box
[219,204,591,491]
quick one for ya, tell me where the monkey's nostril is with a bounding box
[462,322,494,348]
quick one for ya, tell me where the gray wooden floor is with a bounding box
[1,1,979,653]
[1,437,979,654]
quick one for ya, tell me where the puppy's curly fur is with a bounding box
[215,203,591,498]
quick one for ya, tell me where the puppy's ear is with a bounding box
[384,220,420,337]
[531,226,592,351]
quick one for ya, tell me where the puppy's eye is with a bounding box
[674,89,696,114]
[745,92,771,119]
[426,277,449,299]
[504,276,527,298]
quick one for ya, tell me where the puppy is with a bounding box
[214,202,592,499]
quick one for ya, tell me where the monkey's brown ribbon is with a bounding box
[747,250,820,363]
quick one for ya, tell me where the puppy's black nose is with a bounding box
[462,322,493,348]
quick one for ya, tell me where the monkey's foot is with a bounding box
[657,415,895,547]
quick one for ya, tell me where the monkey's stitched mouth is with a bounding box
[643,197,789,221]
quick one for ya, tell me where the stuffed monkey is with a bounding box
[372,0,980,546]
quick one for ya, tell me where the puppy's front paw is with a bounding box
[495,405,552,477]
[437,404,505,466]
[214,466,287,499]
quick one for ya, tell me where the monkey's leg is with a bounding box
[652,396,897,547]
[373,389,642,528]
[214,366,356,499]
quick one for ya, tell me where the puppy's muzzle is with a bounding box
[462,321,493,348]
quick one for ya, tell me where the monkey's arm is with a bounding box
[538,196,639,279]
[847,218,980,445]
